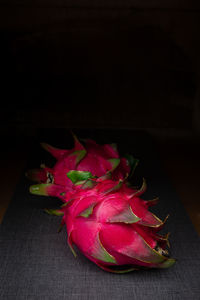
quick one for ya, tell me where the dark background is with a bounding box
[0,0,200,135]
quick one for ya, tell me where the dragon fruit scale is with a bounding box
[27,134,138,201]
[50,171,175,273]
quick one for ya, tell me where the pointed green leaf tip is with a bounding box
[97,264,138,273]
[104,180,123,194]
[71,131,84,150]
[79,203,96,218]
[159,258,176,268]
[44,209,64,216]
[70,150,86,165]
[67,170,94,184]
[79,180,95,189]
[29,183,52,196]
[98,173,112,181]
[58,222,64,233]
[131,178,147,197]
[92,233,117,264]
[124,154,139,177]
[68,232,77,257]
[109,267,137,273]
[108,158,120,171]
[108,205,141,224]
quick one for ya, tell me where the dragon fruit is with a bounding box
[36,171,175,273]
[27,134,175,273]
[27,134,137,201]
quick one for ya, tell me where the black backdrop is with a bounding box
[0,2,198,132]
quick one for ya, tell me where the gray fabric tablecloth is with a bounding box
[0,130,200,299]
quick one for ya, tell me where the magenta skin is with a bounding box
[60,179,175,272]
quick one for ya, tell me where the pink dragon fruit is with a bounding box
[27,134,137,201]
[38,171,175,273]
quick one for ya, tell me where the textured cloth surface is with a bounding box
[0,130,200,300]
